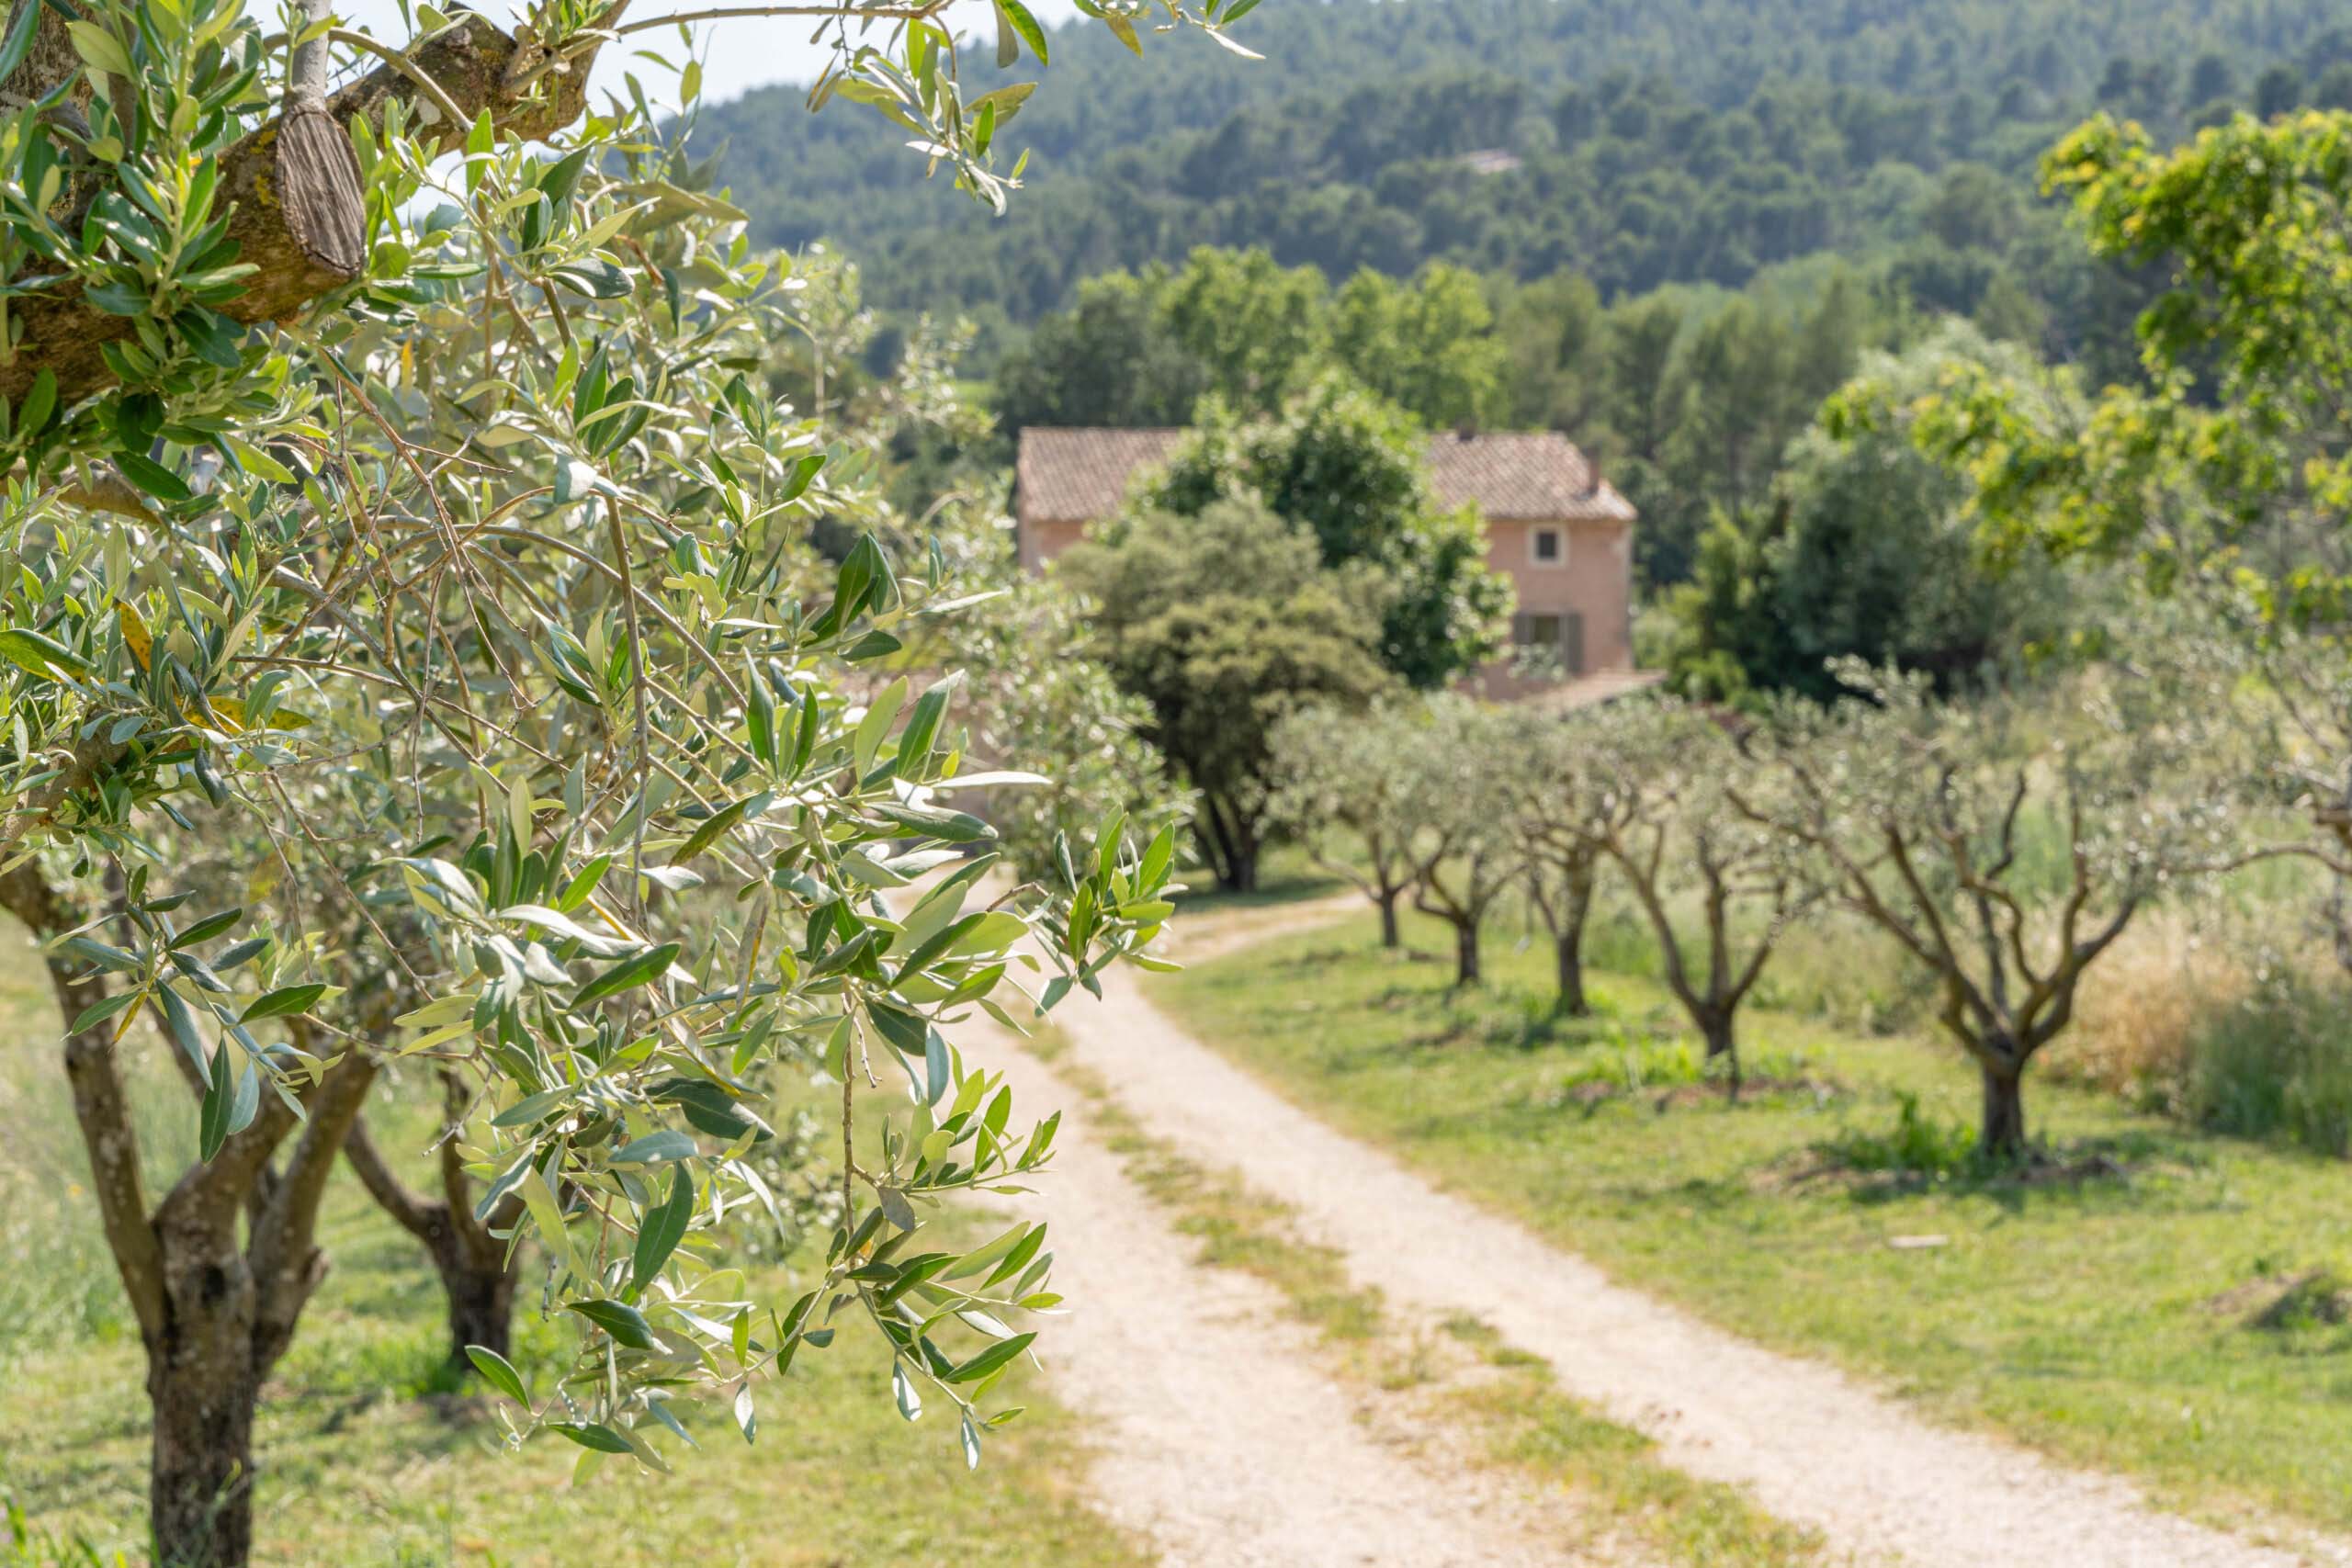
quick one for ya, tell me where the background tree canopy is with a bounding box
[703,0,2352,351]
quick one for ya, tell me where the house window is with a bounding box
[1530,526,1565,566]
[1511,612,1588,676]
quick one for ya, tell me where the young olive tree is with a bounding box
[1589,698,1817,1097]
[1267,699,1423,946]
[0,0,1250,1561]
[1742,664,2227,1158]
[1504,713,1615,1015]
[1401,697,1523,986]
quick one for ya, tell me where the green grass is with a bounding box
[0,928,1143,1568]
[1155,907,2352,1539]
[1030,1028,1828,1566]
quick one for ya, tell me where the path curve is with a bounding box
[1019,904,2344,1568]
[973,996,1580,1566]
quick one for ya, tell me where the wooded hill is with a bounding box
[701,0,2352,332]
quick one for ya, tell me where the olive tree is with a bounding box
[1401,696,1523,986]
[1588,698,1817,1097]
[1741,664,2228,1157]
[1504,712,1614,1016]
[1267,699,1422,946]
[0,0,1247,1561]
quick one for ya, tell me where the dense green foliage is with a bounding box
[1660,325,2077,700]
[707,0,2352,340]
[2180,976,2352,1158]
[1060,500,1398,891]
[1139,378,1510,686]
[994,252,1506,431]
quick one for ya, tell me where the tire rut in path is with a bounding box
[1026,914,2345,1568]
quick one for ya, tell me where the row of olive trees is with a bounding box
[1272,661,2237,1154]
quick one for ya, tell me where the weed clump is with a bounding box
[1817,1091,1981,1178]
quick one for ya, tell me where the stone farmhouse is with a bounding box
[1013,426,1646,702]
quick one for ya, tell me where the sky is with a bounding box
[336,0,1080,113]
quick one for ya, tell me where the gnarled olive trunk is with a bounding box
[1527,852,1598,1017]
[1376,887,1402,949]
[344,1105,522,1369]
[3,860,377,1568]
[1452,920,1481,986]
[1554,930,1587,1016]
[150,1366,258,1568]
[1979,1061,2028,1163]
[147,1248,268,1568]
[1700,1013,1741,1101]
[443,1248,521,1364]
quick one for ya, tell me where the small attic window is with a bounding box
[1531,526,1565,565]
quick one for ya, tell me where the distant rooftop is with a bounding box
[1015,426,1635,527]
[1458,148,1523,176]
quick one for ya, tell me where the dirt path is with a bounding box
[1010,900,2342,1568]
[971,1007,1582,1566]
[928,880,1615,1563]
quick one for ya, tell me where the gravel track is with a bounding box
[996,898,2342,1568]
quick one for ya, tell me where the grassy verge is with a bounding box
[0,932,1141,1568]
[1154,907,2352,1540]
[1029,1029,1829,1566]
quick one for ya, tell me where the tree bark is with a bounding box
[1979,1061,2028,1163]
[1702,1013,1741,1101]
[0,8,597,415]
[1554,929,1587,1017]
[1453,919,1480,986]
[146,1265,263,1568]
[343,1111,522,1369]
[1193,794,1259,892]
[444,1253,522,1362]
[1376,886,1401,948]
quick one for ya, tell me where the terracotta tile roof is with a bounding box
[1422,430,1635,523]
[1014,427,1187,525]
[1014,426,1635,526]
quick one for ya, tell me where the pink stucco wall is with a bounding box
[1017,518,1089,574]
[1019,508,1636,703]
[1473,517,1635,699]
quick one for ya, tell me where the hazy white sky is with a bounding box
[336,0,1079,111]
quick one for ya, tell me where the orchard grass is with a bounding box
[1155,908,2352,1539]
[1029,1030,1829,1566]
[0,939,1139,1568]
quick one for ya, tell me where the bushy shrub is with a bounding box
[2181,976,2352,1158]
